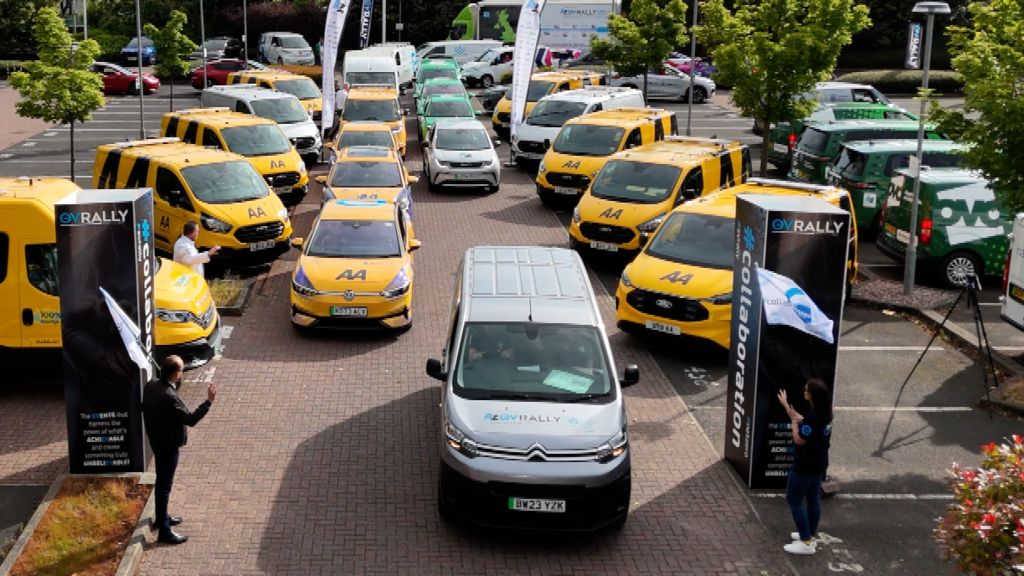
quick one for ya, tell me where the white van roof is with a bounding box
[205,84,297,102]
[263,31,303,38]
[462,246,600,326]
[420,40,502,48]
[537,86,641,105]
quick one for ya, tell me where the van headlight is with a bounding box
[572,206,581,224]
[380,268,410,298]
[595,429,628,462]
[291,266,318,296]
[391,125,402,133]
[637,215,664,233]
[277,207,290,224]
[200,213,232,233]
[538,161,547,174]
[156,308,193,323]
[620,269,634,288]
[298,160,307,174]
[445,420,478,457]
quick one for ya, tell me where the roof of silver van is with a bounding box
[463,246,600,326]
[204,85,296,101]
[537,86,641,104]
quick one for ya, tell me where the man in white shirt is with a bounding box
[173,221,220,278]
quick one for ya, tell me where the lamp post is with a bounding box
[382,0,388,43]
[243,0,248,62]
[134,0,145,139]
[902,1,951,295]
[685,0,698,136]
[200,0,208,89]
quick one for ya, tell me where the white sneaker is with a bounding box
[784,540,817,555]
[791,532,816,542]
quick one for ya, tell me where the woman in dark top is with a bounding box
[777,378,833,555]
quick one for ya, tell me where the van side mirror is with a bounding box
[426,358,446,381]
[315,175,327,185]
[409,238,422,251]
[638,234,649,248]
[620,364,640,388]
[290,237,304,249]
[408,175,419,184]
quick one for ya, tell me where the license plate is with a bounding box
[518,152,542,160]
[553,186,578,195]
[330,306,367,317]
[454,172,478,180]
[645,320,681,335]
[772,143,789,155]
[590,241,619,252]
[274,185,292,195]
[249,240,276,251]
[508,497,566,513]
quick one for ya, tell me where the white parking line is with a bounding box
[21,142,36,147]
[839,345,944,351]
[752,493,953,500]
[689,405,974,412]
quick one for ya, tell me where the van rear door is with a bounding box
[0,229,20,348]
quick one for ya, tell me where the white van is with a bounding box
[416,40,501,66]
[512,86,645,165]
[201,85,321,160]
[368,43,417,88]
[258,31,315,65]
[460,46,514,88]
[342,49,400,92]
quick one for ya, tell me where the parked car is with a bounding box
[753,81,894,134]
[479,85,510,114]
[190,59,269,89]
[190,37,243,61]
[422,119,500,193]
[120,36,156,66]
[258,32,315,65]
[91,61,160,95]
[609,65,715,103]
[667,56,717,78]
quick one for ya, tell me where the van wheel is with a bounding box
[687,87,707,104]
[940,251,982,288]
[206,78,215,88]
[480,74,494,88]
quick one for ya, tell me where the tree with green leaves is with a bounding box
[590,0,690,100]
[697,0,871,176]
[930,0,1024,212]
[10,6,104,181]
[145,10,197,111]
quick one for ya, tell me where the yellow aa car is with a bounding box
[228,70,323,125]
[328,122,399,164]
[615,179,858,349]
[339,87,408,157]
[491,70,603,137]
[290,199,420,329]
[570,136,749,255]
[317,146,418,217]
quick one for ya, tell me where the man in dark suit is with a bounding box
[143,355,217,544]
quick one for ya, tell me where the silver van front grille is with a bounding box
[474,441,600,462]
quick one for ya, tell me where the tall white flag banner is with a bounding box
[509,0,546,140]
[99,286,154,381]
[756,266,835,344]
[322,0,354,131]
[359,0,374,49]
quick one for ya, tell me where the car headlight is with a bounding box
[391,125,402,133]
[277,207,289,224]
[381,267,411,299]
[572,206,581,223]
[200,213,232,233]
[620,269,634,288]
[291,266,318,296]
[156,308,193,323]
[298,160,307,174]
[538,161,547,174]
[445,419,478,457]
[704,292,732,305]
[595,429,627,462]
[637,215,664,233]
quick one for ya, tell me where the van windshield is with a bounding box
[348,72,397,86]
[274,78,321,100]
[552,124,624,156]
[337,130,395,149]
[279,36,310,50]
[221,125,292,156]
[527,81,556,102]
[454,323,613,402]
[527,100,587,127]
[418,68,458,83]
[423,83,465,98]
[425,99,472,117]
[250,98,308,124]
[591,160,681,204]
[181,160,269,204]
[330,161,403,187]
[645,212,733,269]
[343,99,401,122]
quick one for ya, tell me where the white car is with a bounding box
[609,65,715,103]
[460,47,514,88]
[422,119,500,194]
[259,32,315,66]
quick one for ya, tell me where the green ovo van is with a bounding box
[828,139,963,233]
[768,102,917,173]
[788,120,947,185]
[876,168,1011,288]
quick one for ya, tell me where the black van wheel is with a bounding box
[480,74,494,88]
[687,86,708,104]
[940,251,981,288]
[436,472,453,521]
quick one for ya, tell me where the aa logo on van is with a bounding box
[336,269,367,281]
[660,271,693,285]
[248,206,267,219]
[599,207,622,219]
[562,160,581,170]
[270,160,286,169]
[934,182,1008,246]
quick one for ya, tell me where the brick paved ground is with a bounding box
[137,133,795,575]
[0,86,53,149]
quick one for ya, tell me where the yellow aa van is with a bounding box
[160,108,309,204]
[228,70,323,125]
[93,138,293,264]
[615,178,858,348]
[338,87,408,158]
[0,177,220,367]
[536,107,677,206]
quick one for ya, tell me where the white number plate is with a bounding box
[554,186,578,195]
[508,497,566,513]
[772,142,789,155]
[454,172,478,180]
[645,320,681,335]
[330,306,368,317]
[249,240,276,251]
[274,185,292,195]
[518,152,542,160]
[590,241,619,252]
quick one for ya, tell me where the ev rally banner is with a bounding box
[359,0,374,49]
[322,0,354,131]
[905,22,922,70]
[509,0,546,140]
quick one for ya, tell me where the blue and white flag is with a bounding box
[359,0,374,49]
[322,0,354,131]
[99,286,154,380]
[756,267,835,344]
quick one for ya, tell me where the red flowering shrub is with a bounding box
[935,435,1024,575]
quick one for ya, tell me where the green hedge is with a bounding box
[89,33,129,61]
[834,69,963,95]
[0,60,25,79]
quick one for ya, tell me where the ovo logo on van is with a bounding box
[934,182,1008,246]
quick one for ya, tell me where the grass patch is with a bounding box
[209,277,246,307]
[11,477,149,576]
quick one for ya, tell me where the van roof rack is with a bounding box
[171,107,230,115]
[746,177,833,193]
[108,137,181,149]
[664,135,735,149]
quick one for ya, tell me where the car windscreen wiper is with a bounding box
[563,393,611,403]
[483,392,555,402]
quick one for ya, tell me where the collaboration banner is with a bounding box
[56,188,155,474]
[905,22,923,70]
[724,193,850,489]
[359,0,374,49]
[322,0,354,130]
[509,0,546,140]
